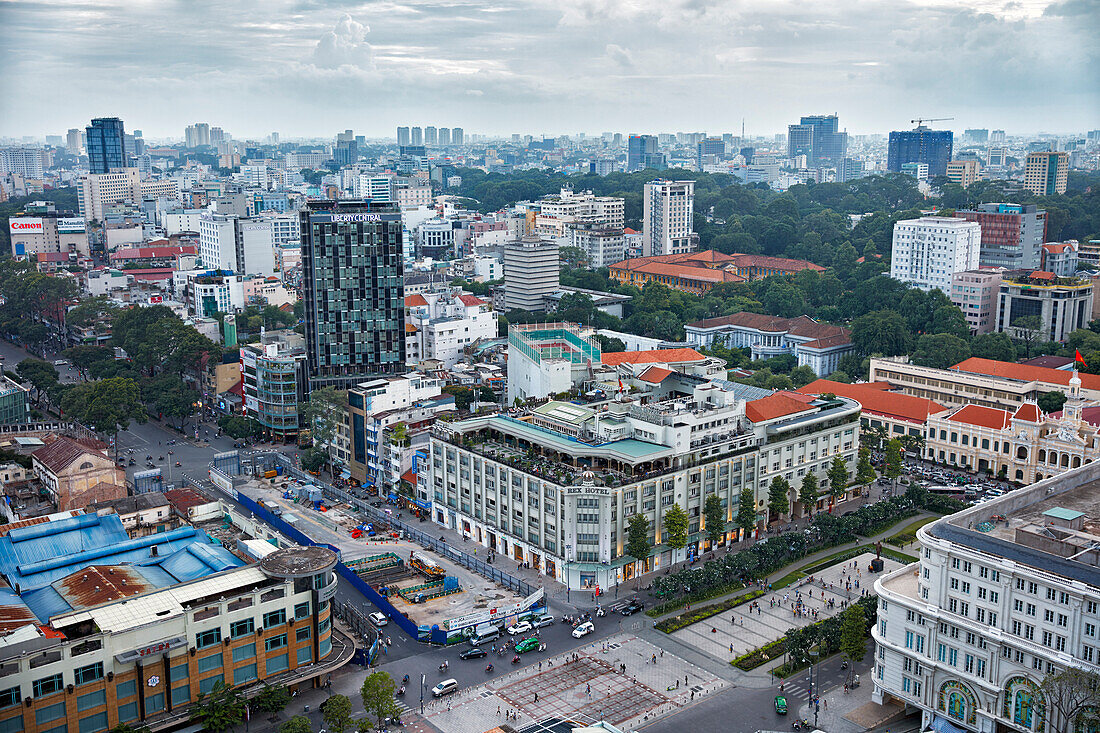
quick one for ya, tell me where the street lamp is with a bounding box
[808,635,821,729]
[420,673,425,715]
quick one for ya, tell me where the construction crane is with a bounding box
[910,117,954,127]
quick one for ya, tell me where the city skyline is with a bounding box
[0,0,1096,139]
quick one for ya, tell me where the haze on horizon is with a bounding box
[0,0,1096,140]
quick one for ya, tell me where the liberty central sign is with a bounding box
[310,212,401,224]
[333,213,380,223]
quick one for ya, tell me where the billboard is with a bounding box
[8,217,43,233]
[57,217,85,233]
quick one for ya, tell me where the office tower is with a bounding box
[396,126,410,146]
[889,216,981,293]
[210,126,226,145]
[739,146,754,163]
[990,129,1006,144]
[438,128,450,146]
[964,128,989,144]
[66,128,82,154]
[270,132,279,145]
[334,129,357,167]
[0,148,47,178]
[987,146,1009,167]
[300,200,406,391]
[1023,151,1068,195]
[887,126,953,177]
[956,203,1047,270]
[789,115,847,163]
[411,127,423,146]
[642,179,695,257]
[85,117,126,174]
[452,127,464,145]
[787,124,814,160]
[503,235,559,311]
[185,122,211,148]
[77,168,142,221]
[696,137,725,169]
[199,213,276,276]
[424,126,437,145]
[837,158,865,182]
[945,160,981,187]
[627,135,657,171]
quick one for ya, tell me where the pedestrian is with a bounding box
[824,698,828,710]
[586,683,591,696]
[497,705,501,716]
[534,692,538,702]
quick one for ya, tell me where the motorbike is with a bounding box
[438,661,448,672]
[396,686,405,696]
[402,675,409,685]
[511,655,520,665]
[485,664,494,673]
[841,660,848,670]
[851,675,860,688]
[595,607,606,617]
[175,462,181,467]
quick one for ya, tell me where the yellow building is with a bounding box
[1023,151,1068,195]
[945,159,981,187]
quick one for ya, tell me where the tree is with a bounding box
[253,684,291,715]
[856,447,877,485]
[148,374,198,430]
[15,358,59,408]
[971,332,1017,362]
[799,473,819,516]
[1012,315,1043,358]
[1040,668,1100,733]
[625,513,652,566]
[839,605,868,664]
[63,345,117,381]
[662,504,689,550]
[190,681,245,733]
[850,310,912,356]
[279,716,313,733]
[300,449,326,472]
[1037,390,1067,414]
[360,672,401,729]
[911,334,971,370]
[60,377,146,436]
[788,365,817,388]
[828,456,849,505]
[703,494,725,544]
[767,476,791,521]
[885,438,903,483]
[736,487,756,536]
[218,415,262,439]
[321,694,355,733]
[299,386,346,448]
[559,246,590,268]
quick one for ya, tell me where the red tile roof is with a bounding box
[797,379,945,423]
[1029,270,1056,280]
[951,358,1100,391]
[1042,243,1074,254]
[458,295,485,306]
[745,392,817,423]
[405,294,428,307]
[727,253,826,272]
[686,313,850,344]
[638,366,674,384]
[405,323,419,333]
[601,348,706,366]
[1013,403,1043,423]
[1020,356,1074,369]
[32,437,107,474]
[401,469,417,485]
[109,245,198,261]
[611,260,746,284]
[164,488,212,515]
[948,404,1011,430]
[1051,406,1100,426]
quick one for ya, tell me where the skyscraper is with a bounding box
[185,122,211,149]
[438,128,450,146]
[887,126,953,177]
[396,126,410,146]
[85,117,126,174]
[696,137,725,170]
[643,179,695,257]
[787,124,814,160]
[956,203,1047,270]
[452,127,464,145]
[503,235,559,311]
[300,200,406,391]
[1023,151,1068,195]
[411,127,423,146]
[334,129,357,167]
[964,128,989,144]
[627,135,657,171]
[424,126,437,145]
[800,115,847,162]
[66,128,82,154]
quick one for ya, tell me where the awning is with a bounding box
[339,469,351,479]
[414,499,432,510]
[928,716,969,733]
[387,492,399,501]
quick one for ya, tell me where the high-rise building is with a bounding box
[837,157,866,182]
[300,200,406,391]
[787,124,814,160]
[964,128,989,144]
[987,146,1009,167]
[452,127,464,145]
[1023,151,1069,195]
[643,179,695,257]
[956,203,1047,270]
[889,216,981,293]
[184,122,211,149]
[0,148,47,178]
[77,168,141,221]
[210,126,226,145]
[396,126,410,146]
[438,127,450,146]
[65,128,82,154]
[334,129,357,167]
[410,127,423,146]
[945,160,982,187]
[696,137,725,169]
[503,235,559,311]
[990,129,1006,144]
[85,117,126,174]
[424,126,437,145]
[199,213,276,276]
[789,115,847,163]
[887,126,953,177]
[950,269,1003,334]
[627,134,658,171]
[996,270,1093,342]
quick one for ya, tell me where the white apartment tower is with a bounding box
[503,235,559,311]
[199,213,276,276]
[890,216,982,294]
[643,179,695,257]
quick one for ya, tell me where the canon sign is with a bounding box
[9,218,43,233]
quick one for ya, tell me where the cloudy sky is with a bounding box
[1,0,1096,140]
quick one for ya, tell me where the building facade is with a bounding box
[241,339,308,442]
[945,160,982,187]
[77,169,142,222]
[996,271,1093,343]
[642,180,695,257]
[199,214,276,276]
[684,313,854,377]
[951,269,1003,334]
[890,217,982,293]
[502,236,559,312]
[1040,242,1079,277]
[85,118,126,174]
[887,127,953,177]
[1023,151,1069,195]
[404,290,496,368]
[300,200,406,391]
[958,203,1047,271]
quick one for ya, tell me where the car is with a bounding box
[533,614,555,628]
[368,612,388,627]
[432,679,458,697]
[459,647,487,660]
[506,621,532,636]
[775,695,788,715]
[52,359,69,367]
[619,600,644,616]
[515,636,541,653]
[572,621,595,638]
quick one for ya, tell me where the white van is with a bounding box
[469,625,500,646]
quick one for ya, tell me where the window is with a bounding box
[232,643,255,662]
[196,628,222,648]
[171,685,190,706]
[263,610,287,628]
[297,646,313,665]
[295,602,310,619]
[32,675,63,698]
[0,715,21,733]
[73,663,103,686]
[296,627,311,642]
[197,676,223,696]
[115,680,137,699]
[233,664,257,685]
[197,653,222,673]
[266,654,289,675]
[76,690,105,712]
[35,703,65,726]
[265,634,287,652]
[0,688,18,709]
[230,618,255,638]
[118,702,138,723]
[77,711,108,733]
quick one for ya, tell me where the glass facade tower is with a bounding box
[85,117,127,174]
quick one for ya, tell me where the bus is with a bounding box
[410,551,445,579]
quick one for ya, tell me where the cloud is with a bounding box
[312,14,374,69]
[604,44,634,68]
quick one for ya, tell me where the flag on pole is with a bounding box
[1076,349,1087,367]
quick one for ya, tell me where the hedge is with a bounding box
[656,589,765,633]
[732,638,786,671]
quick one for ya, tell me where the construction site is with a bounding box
[238,474,530,633]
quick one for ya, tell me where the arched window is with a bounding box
[1017,446,1028,460]
[1048,451,1058,465]
[1073,456,1082,468]
[1038,449,1046,463]
[1002,676,1046,732]
[938,680,977,726]
[79,461,94,470]
[1061,454,1070,468]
